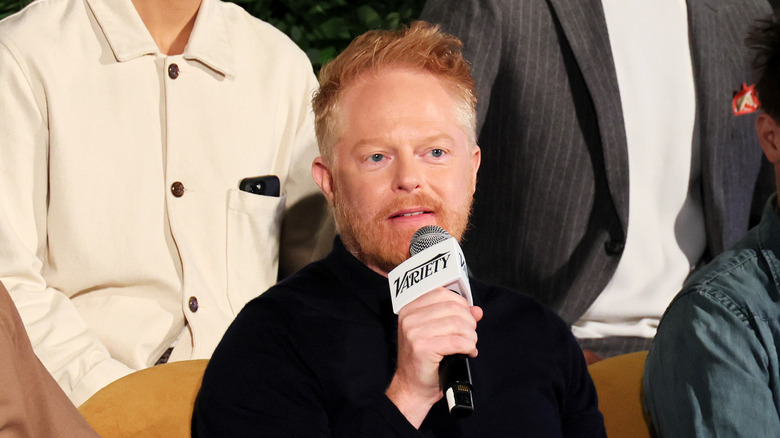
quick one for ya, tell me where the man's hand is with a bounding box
[385,288,483,428]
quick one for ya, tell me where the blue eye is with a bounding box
[369,154,384,163]
[430,149,444,158]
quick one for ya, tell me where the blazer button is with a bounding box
[171,181,185,197]
[604,240,625,256]
[188,296,199,312]
[168,63,180,79]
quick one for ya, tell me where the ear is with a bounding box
[312,156,335,204]
[470,144,481,194]
[757,113,780,164]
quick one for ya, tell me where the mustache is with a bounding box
[375,192,444,221]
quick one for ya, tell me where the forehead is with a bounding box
[349,65,452,91]
[335,68,463,146]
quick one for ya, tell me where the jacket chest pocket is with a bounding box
[226,187,286,314]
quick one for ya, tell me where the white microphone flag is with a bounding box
[388,237,473,314]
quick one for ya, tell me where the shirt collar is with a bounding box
[323,237,395,319]
[758,193,780,292]
[85,0,235,77]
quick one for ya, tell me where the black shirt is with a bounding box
[193,238,605,437]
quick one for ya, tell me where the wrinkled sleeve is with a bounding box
[0,283,101,437]
[644,288,780,437]
[0,39,133,406]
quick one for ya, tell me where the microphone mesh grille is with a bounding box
[409,225,451,256]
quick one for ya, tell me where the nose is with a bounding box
[393,154,422,193]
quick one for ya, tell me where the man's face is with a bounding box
[312,68,481,275]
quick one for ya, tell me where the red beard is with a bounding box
[332,189,472,274]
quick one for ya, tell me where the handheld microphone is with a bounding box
[387,225,475,418]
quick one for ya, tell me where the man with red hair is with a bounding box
[193,22,605,437]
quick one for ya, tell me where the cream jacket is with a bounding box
[0,0,325,405]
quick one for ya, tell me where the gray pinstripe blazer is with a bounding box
[422,0,772,355]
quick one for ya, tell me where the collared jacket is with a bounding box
[0,0,326,405]
[644,195,780,436]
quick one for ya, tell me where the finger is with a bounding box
[402,287,470,310]
[401,303,478,341]
[470,305,483,322]
[402,311,479,353]
[429,332,479,357]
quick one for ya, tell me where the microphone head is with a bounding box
[409,225,451,256]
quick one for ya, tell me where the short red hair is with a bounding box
[312,21,477,164]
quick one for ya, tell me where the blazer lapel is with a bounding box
[547,0,629,232]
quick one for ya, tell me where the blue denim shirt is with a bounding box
[644,195,780,437]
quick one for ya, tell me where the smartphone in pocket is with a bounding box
[239,175,280,197]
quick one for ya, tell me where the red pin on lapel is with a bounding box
[733,83,760,115]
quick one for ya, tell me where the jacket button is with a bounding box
[188,296,199,312]
[171,181,185,197]
[604,240,625,256]
[168,63,180,79]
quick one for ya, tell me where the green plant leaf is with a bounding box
[356,5,381,29]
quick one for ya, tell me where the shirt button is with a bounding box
[168,63,180,79]
[188,296,199,312]
[171,181,185,197]
[604,240,625,256]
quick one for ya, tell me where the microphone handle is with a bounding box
[439,354,474,418]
